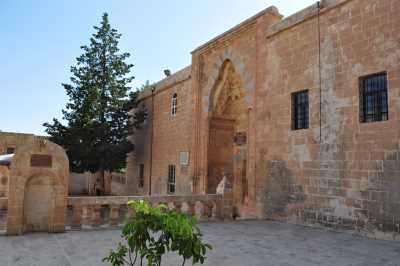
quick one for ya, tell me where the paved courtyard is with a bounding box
[0,220,399,266]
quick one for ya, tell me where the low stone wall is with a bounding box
[0,198,7,231]
[66,194,231,230]
[110,181,128,196]
[69,172,89,195]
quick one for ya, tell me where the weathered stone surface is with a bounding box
[128,0,400,239]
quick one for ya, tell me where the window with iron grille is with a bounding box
[138,164,144,188]
[168,164,176,194]
[6,147,15,154]
[292,90,309,130]
[359,72,388,123]
[171,93,177,116]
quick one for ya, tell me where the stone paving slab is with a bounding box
[0,220,399,266]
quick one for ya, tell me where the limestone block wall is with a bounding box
[191,6,282,216]
[69,171,126,196]
[0,132,35,155]
[256,0,400,239]
[111,179,128,196]
[127,66,195,196]
[127,0,400,239]
[0,197,7,231]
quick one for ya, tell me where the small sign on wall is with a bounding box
[233,132,247,146]
[30,154,52,168]
[179,151,190,166]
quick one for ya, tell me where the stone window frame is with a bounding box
[179,151,189,166]
[171,93,178,116]
[359,72,388,123]
[167,164,176,194]
[291,90,309,130]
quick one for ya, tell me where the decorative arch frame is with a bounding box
[202,49,256,116]
[195,48,256,196]
[6,139,69,235]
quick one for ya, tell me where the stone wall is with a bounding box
[128,0,400,239]
[69,171,127,196]
[191,7,282,218]
[258,0,400,240]
[111,177,128,196]
[0,132,35,155]
[6,137,69,235]
[66,193,232,230]
[127,66,195,196]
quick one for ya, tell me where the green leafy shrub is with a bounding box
[103,200,212,266]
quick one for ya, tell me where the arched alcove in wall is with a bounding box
[6,138,69,235]
[207,59,249,215]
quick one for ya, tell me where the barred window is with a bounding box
[171,93,177,116]
[359,72,388,123]
[168,164,176,194]
[292,90,309,130]
[6,147,15,154]
[138,164,144,188]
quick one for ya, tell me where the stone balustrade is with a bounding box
[0,197,7,231]
[66,194,232,230]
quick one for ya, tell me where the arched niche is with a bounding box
[6,137,69,235]
[206,59,249,215]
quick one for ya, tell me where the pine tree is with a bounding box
[44,13,144,194]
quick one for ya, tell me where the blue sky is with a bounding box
[0,0,316,135]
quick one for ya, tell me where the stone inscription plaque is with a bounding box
[30,154,52,168]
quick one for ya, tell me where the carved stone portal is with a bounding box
[207,60,248,216]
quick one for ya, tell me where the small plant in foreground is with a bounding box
[103,200,212,266]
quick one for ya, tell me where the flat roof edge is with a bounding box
[266,0,352,38]
[192,6,282,54]
[138,65,191,100]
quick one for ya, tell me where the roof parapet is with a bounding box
[192,6,282,54]
[266,0,352,38]
[138,65,191,100]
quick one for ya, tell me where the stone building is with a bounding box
[128,0,400,236]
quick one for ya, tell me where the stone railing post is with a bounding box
[71,202,82,229]
[93,205,102,227]
[82,205,93,229]
[109,204,120,227]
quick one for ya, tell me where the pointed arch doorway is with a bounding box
[207,60,249,217]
